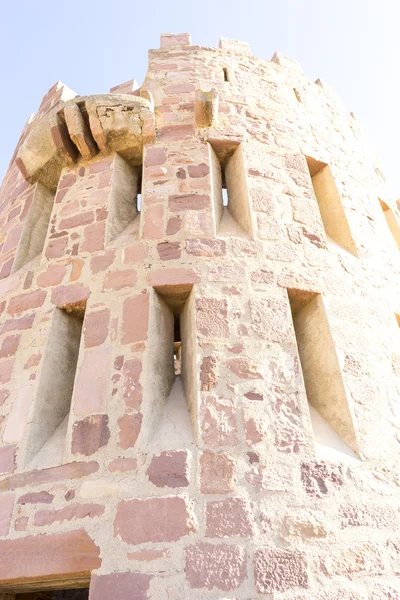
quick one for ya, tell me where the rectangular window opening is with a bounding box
[379,198,400,250]
[12,183,55,273]
[306,156,358,257]
[24,301,85,469]
[141,284,198,444]
[287,288,359,459]
[106,154,141,244]
[223,67,230,82]
[209,142,253,237]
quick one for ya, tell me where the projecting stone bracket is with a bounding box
[16,93,155,190]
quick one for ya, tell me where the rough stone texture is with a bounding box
[185,543,247,590]
[114,496,197,544]
[0,32,399,599]
[254,547,309,593]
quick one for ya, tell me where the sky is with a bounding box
[1,0,399,195]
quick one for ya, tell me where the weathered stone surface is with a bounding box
[72,415,110,456]
[115,496,197,544]
[35,502,104,526]
[89,573,153,600]
[147,450,189,488]
[200,451,236,494]
[186,543,246,590]
[0,461,99,491]
[0,493,14,536]
[206,497,253,537]
[254,547,308,593]
[0,530,101,582]
[301,461,344,497]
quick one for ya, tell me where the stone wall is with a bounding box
[0,32,399,599]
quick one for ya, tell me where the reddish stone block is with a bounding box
[157,241,181,260]
[102,269,137,291]
[169,194,209,211]
[196,298,229,338]
[0,358,15,384]
[301,461,344,497]
[7,289,46,315]
[45,236,68,258]
[0,445,16,475]
[200,451,236,494]
[0,493,14,536]
[122,358,143,409]
[242,405,265,446]
[35,502,104,526]
[84,308,109,348]
[201,396,238,447]
[122,294,149,344]
[0,530,101,582]
[254,547,308,593]
[14,516,28,531]
[165,83,195,94]
[0,390,9,406]
[226,357,263,379]
[37,264,66,287]
[0,461,99,492]
[186,238,226,256]
[59,211,94,230]
[206,498,253,538]
[185,543,246,591]
[188,163,209,178]
[118,412,142,449]
[0,334,20,359]
[143,204,163,238]
[147,450,189,488]
[51,282,90,308]
[128,549,168,562]
[18,491,54,504]
[108,457,137,472]
[72,415,110,456]
[81,221,105,252]
[24,352,41,369]
[200,355,218,391]
[166,216,181,235]
[89,573,153,600]
[90,249,116,274]
[0,313,35,335]
[115,496,197,544]
[122,243,148,265]
[144,146,167,167]
[148,267,200,287]
[69,257,84,281]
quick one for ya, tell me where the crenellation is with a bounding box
[0,32,399,599]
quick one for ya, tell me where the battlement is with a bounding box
[0,33,399,600]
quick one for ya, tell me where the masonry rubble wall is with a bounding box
[0,33,399,599]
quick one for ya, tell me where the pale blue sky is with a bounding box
[1,0,399,195]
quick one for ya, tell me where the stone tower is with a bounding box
[0,32,399,599]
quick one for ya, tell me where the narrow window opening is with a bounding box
[24,301,85,469]
[12,183,55,273]
[306,156,358,257]
[173,314,182,374]
[209,142,253,237]
[16,589,89,600]
[136,167,142,213]
[287,288,359,460]
[106,154,142,244]
[223,67,230,82]
[379,198,400,249]
[139,284,198,447]
[222,186,228,207]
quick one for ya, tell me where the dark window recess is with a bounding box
[223,67,230,82]
[136,168,143,213]
[173,314,182,375]
[16,589,89,600]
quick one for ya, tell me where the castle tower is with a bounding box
[0,33,399,599]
